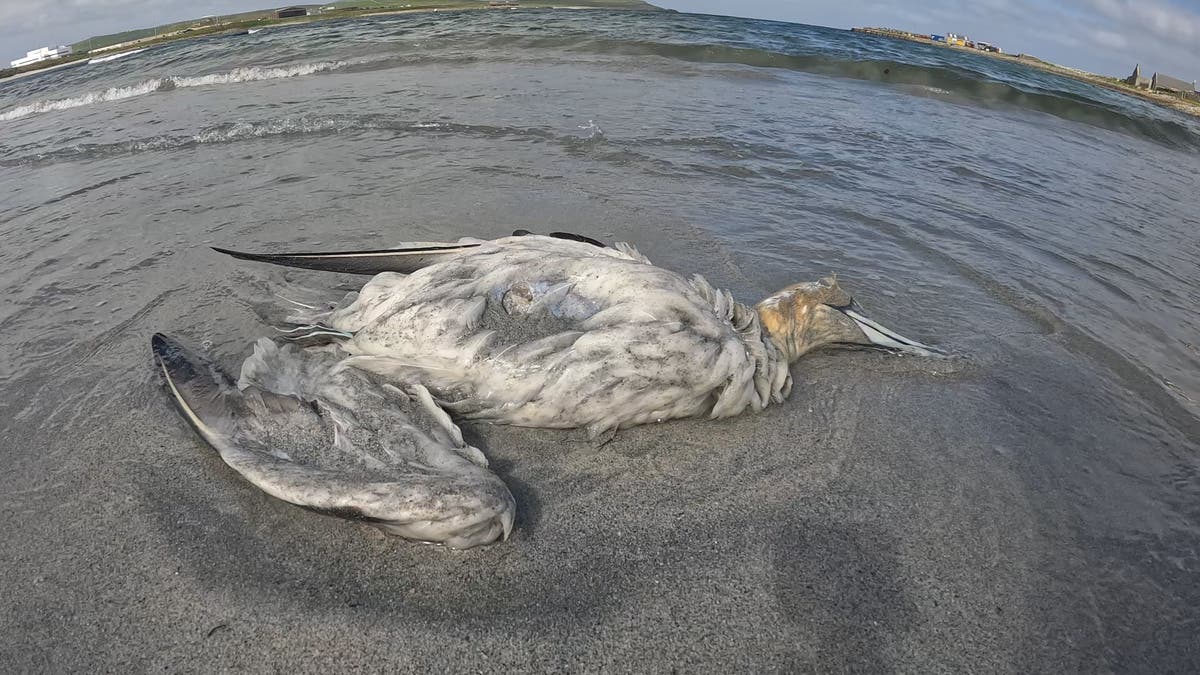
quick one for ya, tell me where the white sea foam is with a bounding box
[0,60,352,123]
[577,119,605,139]
[190,116,369,144]
[0,79,165,122]
[172,61,346,88]
[2,115,403,165]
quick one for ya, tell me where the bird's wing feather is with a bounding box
[211,242,484,275]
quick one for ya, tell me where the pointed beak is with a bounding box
[838,306,943,356]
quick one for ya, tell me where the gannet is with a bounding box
[157,232,938,547]
[214,232,939,441]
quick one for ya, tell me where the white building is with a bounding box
[10,45,73,68]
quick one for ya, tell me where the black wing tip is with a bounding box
[211,246,265,262]
[151,330,240,397]
[151,332,181,359]
[512,230,608,248]
[151,332,206,382]
[212,243,482,258]
[549,231,607,248]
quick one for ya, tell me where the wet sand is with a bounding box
[1,10,1197,669]
[1,231,1196,671]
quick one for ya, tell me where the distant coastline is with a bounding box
[852,27,1200,120]
[0,1,662,82]
[7,8,1198,125]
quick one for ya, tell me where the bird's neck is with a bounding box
[687,275,793,408]
[755,301,804,363]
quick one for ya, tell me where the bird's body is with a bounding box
[304,235,791,439]
[155,232,939,547]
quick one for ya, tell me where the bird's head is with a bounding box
[755,276,940,362]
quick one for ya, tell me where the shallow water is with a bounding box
[1,9,1197,671]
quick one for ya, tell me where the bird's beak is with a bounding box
[838,305,943,356]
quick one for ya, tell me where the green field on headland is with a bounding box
[1,0,661,81]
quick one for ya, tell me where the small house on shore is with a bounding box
[1151,72,1196,94]
[1124,64,1196,94]
[276,6,309,18]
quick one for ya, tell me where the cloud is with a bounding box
[1,0,150,28]
[1087,0,1200,45]
[2,0,258,59]
[1090,29,1128,50]
[654,0,1199,79]
[1064,0,1200,76]
[4,0,1200,81]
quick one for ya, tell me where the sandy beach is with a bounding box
[1,221,1194,671]
[1,9,1197,671]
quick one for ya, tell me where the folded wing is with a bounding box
[152,333,515,548]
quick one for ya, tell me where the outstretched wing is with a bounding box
[212,231,611,275]
[211,242,482,275]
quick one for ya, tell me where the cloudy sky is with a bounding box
[659,0,1200,79]
[3,0,1198,79]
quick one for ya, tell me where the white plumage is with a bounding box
[297,235,793,440]
[154,232,937,547]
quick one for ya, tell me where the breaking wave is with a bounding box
[0,79,167,122]
[0,61,352,122]
[1,29,1198,150]
[544,37,1200,150]
[171,61,347,87]
[0,115,563,166]
[0,113,729,174]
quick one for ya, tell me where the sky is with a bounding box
[2,0,1198,80]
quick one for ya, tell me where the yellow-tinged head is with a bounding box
[755,276,939,363]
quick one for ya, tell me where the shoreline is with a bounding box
[1,9,1198,669]
[852,27,1200,120]
[1,57,90,82]
[0,2,662,83]
[6,10,1197,124]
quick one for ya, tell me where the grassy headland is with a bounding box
[852,27,1200,120]
[1,0,662,81]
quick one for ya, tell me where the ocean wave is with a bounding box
[172,60,347,88]
[0,60,353,122]
[0,111,707,173]
[545,38,1200,149]
[0,115,552,166]
[3,34,1197,149]
[440,33,1199,149]
[0,114,788,187]
[0,79,167,122]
